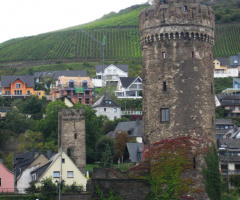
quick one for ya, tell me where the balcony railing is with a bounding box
[221,169,240,174]
[121,111,142,115]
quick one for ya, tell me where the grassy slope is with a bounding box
[0,1,239,66]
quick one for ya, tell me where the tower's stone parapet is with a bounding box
[58,108,86,173]
[139,0,215,45]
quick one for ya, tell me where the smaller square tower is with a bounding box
[58,108,86,173]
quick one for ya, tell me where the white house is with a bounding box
[93,64,128,87]
[31,152,87,189]
[93,94,121,120]
[16,154,49,193]
[214,68,239,78]
[115,77,142,99]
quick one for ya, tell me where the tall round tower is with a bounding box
[139,0,215,146]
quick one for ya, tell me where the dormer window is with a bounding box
[82,81,88,89]
[69,81,74,88]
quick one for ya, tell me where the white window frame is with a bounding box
[53,171,60,178]
[67,171,74,178]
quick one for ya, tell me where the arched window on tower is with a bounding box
[67,148,71,157]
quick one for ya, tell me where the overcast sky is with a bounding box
[0,0,147,44]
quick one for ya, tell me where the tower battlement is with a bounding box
[139,0,215,44]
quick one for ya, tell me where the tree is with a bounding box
[202,145,222,200]
[96,136,115,161]
[37,100,67,141]
[18,95,46,120]
[101,144,113,168]
[115,131,129,159]
[25,181,38,196]
[3,110,29,134]
[18,130,45,152]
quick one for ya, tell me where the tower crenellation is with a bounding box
[139,0,215,45]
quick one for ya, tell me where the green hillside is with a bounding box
[0,2,239,65]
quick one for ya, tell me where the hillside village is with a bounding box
[0,0,240,199]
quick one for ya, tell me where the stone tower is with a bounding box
[139,0,215,146]
[58,108,86,173]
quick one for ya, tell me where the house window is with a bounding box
[191,51,195,58]
[163,82,167,91]
[211,82,213,94]
[82,81,88,89]
[234,60,238,64]
[0,178,1,186]
[79,98,82,104]
[53,171,60,178]
[114,116,117,120]
[229,106,235,111]
[74,133,77,139]
[32,174,36,181]
[5,91,10,95]
[85,90,90,95]
[14,90,22,95]
[235,164,240,171]
[114,108,117,113]
[67,90,71,95]
[67,171,74,178]
[210,54,212,60]
[107,69,111,73]
[27,90,31,95]
[16,83,21,88]
[184,6,188,12]
[62,159,65,163]
[162,52,166,59]
[160,108,170,122]
[113,69,117,73]
[69,81,74,88]
[104,108,107,112]
[37,92,41,96]
[85,98,90,104]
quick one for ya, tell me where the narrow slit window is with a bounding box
[211,82,213,94]
[184,6,188,12]
[160,108,169,122]
[74,133,77,139]
[191,51,195,58]
[163,82,167,91]
[193,156,196,169]
[162,52,166,59]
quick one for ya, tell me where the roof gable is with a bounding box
[93,94,121,108]
[1,75,34,88]
[95,64,128,73]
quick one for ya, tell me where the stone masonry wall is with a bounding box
[139,0,215,199]
[58,108,86,174]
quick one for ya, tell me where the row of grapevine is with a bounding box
[0,23,239,63]
[213,24,240,58]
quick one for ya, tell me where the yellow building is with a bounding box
[213,59,227,74]
[31,151,87,189]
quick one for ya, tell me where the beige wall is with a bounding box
[37,152,87,188]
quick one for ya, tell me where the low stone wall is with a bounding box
[88,168,151,200]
